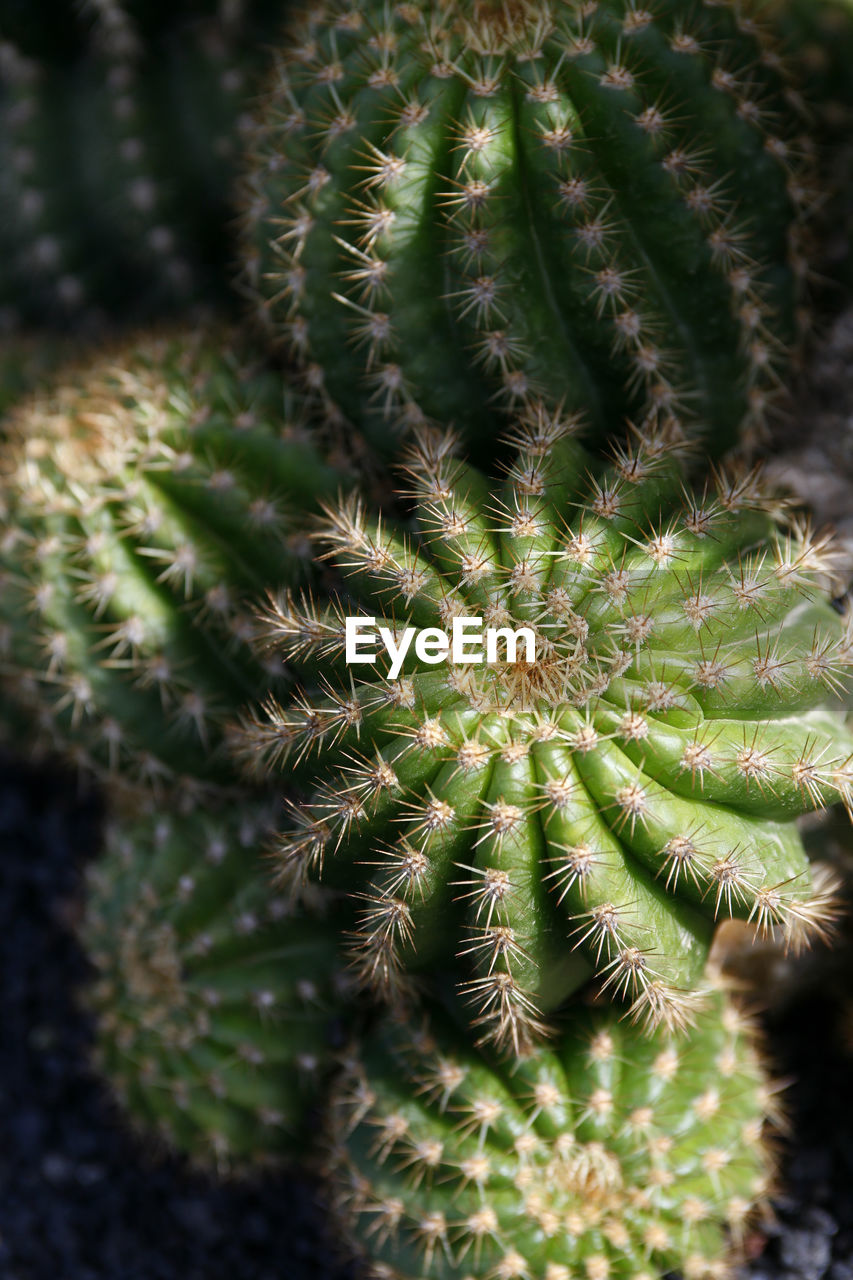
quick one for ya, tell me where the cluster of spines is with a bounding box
[0,329,351,795]
[240,415,853,1053]
[244,0,818,457]
[83,801,352,1171]
[324,979,780,1280]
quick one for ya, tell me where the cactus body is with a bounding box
[0,328,351,795]
[243,0,816,461]
[327,984,777,1280]
[770,0,853,297]
[0,334,86,751]
[0,16,264,331]
[82,802,351,1170]
[249,418,852,1053]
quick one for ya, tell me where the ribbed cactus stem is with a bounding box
[325,979,780,1280]
[82,801,353,1171]
[243,0,818,460]
[242,414,852,1053]
[0,12,268,329]
[0,328,353,795]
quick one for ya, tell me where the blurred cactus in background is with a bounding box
[0,327,354,797]
[242,0,819,462]
[82,800,354,1171]
[0,4,278,331]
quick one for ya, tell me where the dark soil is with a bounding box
[742,983,853,1280]
[0,758,351,1280]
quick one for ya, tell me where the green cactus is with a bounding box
[82,800,352,1170]
[244,416,852,1054]
[242,0,817,463]
[325,980,779,1280]
[0,333,86,753]
[0,327,353,796]
[769,0,853,298]
[0,13,269,330]
[770,0,853,137]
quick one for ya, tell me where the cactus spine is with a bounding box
[82,802,352,1170]
[326,982,779,1280]
[245,417,852,1054]
[243,0,817,461]
[0,328,351,795]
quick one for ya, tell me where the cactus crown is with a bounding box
[326,982,780,1280]
[0,329,350,796]
[82,802,351,1171]
[245,415,852,1053]
[244,0,817,458]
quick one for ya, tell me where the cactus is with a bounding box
[770,0,853,137]
[325,980,779,1280]
[769,0,853,298]
[242,0,817,462]
[245,416,852,1055]
[0,333,84,753]
[0,1,283,62]
[0,12,270,332]
[0,327,353,796]
[81,801,353,1171]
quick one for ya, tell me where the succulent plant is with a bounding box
[0,12,268,332]
[245,415,852,1055]
[0,327,353,796]
[769,0,853,297]
[325,979,779,1280]
[82,800,353,1170]
[242,0,818,463]
[771,0,853,134]
[0,0,284,62]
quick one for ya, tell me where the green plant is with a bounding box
[769,0,853,297]
[0,327,352,796]
[245,416,852,1054]
[242,0,817,462]
[325,979,778,1280]
[0,13,270,329]
[82,800,352,1170]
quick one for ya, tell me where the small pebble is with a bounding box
[779,1230,832,1280]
